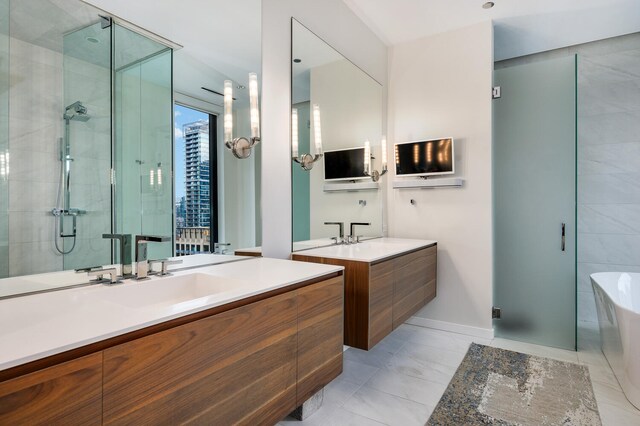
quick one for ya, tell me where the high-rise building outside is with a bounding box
[184,120,210,228]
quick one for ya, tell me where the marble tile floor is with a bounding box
[279,324,640,426]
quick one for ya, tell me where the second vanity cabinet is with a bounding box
[0,273,344,425]
[293,242,437,350]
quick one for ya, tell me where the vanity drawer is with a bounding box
[0,353,103,426]
[369,260,394,348]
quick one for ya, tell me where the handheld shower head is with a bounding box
[64,101,90,122]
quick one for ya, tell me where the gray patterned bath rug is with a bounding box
[427,343,601,425]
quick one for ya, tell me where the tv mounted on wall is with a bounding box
[323,147,369,181]
[394,138,454,177]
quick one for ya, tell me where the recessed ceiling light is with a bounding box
[482,1,494,9]
[86,36,100,44]
[293,58,302,63]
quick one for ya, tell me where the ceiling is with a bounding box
[84,0,261,106]
[79,0,639,100]
[342,0,640,60]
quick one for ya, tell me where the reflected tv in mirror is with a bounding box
[394,138,454,177]
[323,147,369,181]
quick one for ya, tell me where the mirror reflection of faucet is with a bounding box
[214,242,231,254]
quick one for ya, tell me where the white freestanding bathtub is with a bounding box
[591,272,640,409]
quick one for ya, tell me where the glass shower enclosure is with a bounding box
[0,0,173,279]
[493,56,577,350]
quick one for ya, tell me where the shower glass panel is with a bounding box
[493,56,577,350]
[60,22,112,270]
[113,24,173,261]
[0,0,8,278]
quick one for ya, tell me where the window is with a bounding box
[174,104,218,256]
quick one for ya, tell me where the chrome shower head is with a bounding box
[64,101,90,122]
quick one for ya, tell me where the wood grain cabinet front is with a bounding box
[0,273,344,426]
[293,244,437,351]
[0,353,103,426]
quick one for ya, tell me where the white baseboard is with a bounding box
[406,316,495,340]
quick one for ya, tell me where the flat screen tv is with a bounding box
[394,138,454,177]
[323,147,369,181]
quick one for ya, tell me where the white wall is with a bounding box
[387,22,494,336]
[261,0,387,259]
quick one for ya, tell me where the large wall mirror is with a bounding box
[0,0,261,297]
[291,19,384,252]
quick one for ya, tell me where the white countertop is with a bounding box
[293,237,437,263]
[237,238,338,254]
[0,257,343,371]
[0,254,246,299]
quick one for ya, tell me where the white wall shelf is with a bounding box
[392,177,464,189]
[323,181,379,192]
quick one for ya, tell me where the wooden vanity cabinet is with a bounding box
[0,274,344,426]
[0,353,103,425]
[293,244,436,350]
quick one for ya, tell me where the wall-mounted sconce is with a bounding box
[292,104,323,171]
[224,73,260,159]
[364,137,388,182]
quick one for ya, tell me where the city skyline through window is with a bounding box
[174,104,216,256]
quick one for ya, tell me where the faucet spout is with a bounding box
[135,235,171,280]
[349,222,371,242]
[103,234,133,277]
[324,222,344,240]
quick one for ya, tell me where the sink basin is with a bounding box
[104,273,251,310]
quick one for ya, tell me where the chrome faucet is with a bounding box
[135,235,171,280]
[75,266,119,284]
[349,222,370,244]
[324,222,344,243]
[214,242,231,254]
[103,233,133,277]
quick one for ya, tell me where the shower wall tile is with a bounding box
[9,211,55,244]
[8,180,58,213]
[578,290,598,325]
[578,233,640,266]
[576,34,640,325]
[578,204,640,235]
[578,110,640,146]
[62,238,110,271]
[578,142,640,175]
[8,240,62,276]
[578,79,640,117]
[10,148,59,183]
[577,172,640,204]
[9,117,62,154]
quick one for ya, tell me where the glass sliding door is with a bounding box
[113,24,173,261]
[493,56,577,350]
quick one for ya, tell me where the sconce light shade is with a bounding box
[224,74,261,159]
[313,104,323,156]
[249,73,260,140]
[293,104,323,171]
[291,108,299,158]
[364,136,388,182]
[223,80,233,143]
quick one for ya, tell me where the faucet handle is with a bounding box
[356,235,363,243]
[331,237,339,245]
[150,258,183,276]
[136,235,171,244]
[87,267,119,284]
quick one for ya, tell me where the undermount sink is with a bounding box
[105,272,251,310]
